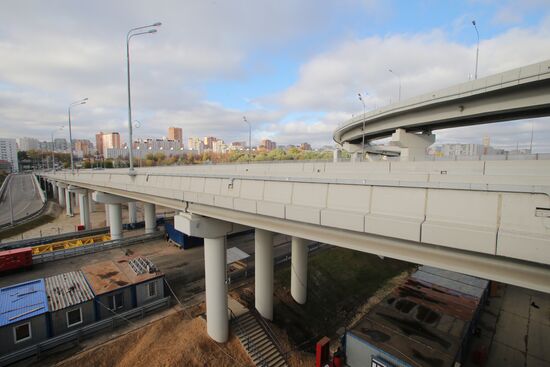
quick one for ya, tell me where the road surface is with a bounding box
[0,174,44,227]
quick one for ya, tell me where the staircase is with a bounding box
[232,311,288,367]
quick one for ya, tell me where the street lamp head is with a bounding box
[153,22,162,27]
[148,29,157,34]
[358,93,363,101]
[83,97,89,101]
[472,20,476,26]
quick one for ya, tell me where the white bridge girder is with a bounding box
[41,155,550,292]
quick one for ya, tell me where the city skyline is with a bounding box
[0,2,550,151]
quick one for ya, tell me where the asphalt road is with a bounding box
[0,174,44,226]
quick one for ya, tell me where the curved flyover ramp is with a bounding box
[334,59,550,146]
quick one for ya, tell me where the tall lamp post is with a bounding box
[472,20,480,80]
[126,22,161,175]
[388,69,402,101]
[243,116,251,162]
[357,93,366,159]
[68,98,87,173]
[51,126,64,170]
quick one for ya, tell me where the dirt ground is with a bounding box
[55,311,253,367]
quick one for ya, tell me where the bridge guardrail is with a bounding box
[0,297,171,367]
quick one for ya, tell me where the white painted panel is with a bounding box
[286,205,321,224]
[498,230,550,264]
[204,178,221,195]
[196,193,214,205]
[326,184,370,212]
[190,177,205,192]
[234,198,257,213]
[264,181,293,203]
[257,201,285,218]
[214,195,234,209]
[485,160,550,176]
[240,180,264,200]
[365,215,422,241]
[497,193,550,264]
[425,190,498,226]
[370,187,425,218]
[292,183,327,207]
[180,177,191,191]
[219,179,241,197]
[321,209,364,232]
[422,221,497,254]
[422,190,499,254]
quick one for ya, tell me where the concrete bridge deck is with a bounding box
[41,158,550,294]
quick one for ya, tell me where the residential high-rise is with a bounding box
[74,139,92,156]
[54,138,68,151]
[102,133,121,156]
[168,127,183,142]
[17,137,40,151]
[95,132,104,156]
[260,139,277,151]
[203,136,217,150]
[0,138,19,172]
[300,142,312,151]
[188,137,204,153]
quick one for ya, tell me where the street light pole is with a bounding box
[472,20,480,80]
[51,126,64,170]
[68,98,88,173]
[388,69,401,102]
[243,116,251,162]
[358,93,366,159]
[126,22,161,175]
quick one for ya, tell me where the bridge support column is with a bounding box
[65,189,73,216]
[174,212,233,343]
[104,204,110,224]
[69,186,90,230]
[333,149,341,163]
[51,182,58,200]
[144,203,156,234]
[78,193,90,229]
[88,191,94,213]
[291,236,309,305]
[390,129,435,161]
[204,236,228,343]
[108,204,122,240]
[255,228,274,320]
[92,192,133,240]
[128,202,138,224]
[57,185,65,208]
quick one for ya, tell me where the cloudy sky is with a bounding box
[1,0,550,150]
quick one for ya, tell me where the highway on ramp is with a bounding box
[0,174,44,227]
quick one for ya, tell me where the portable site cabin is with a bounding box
[0,279,49,355]
[44,271,95,336]
[345,267,489,367]
[81,256,164,320]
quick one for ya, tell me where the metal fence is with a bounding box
[32,232,164,264]
[0,297,171,367]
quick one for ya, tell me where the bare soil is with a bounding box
[55,311,253,367]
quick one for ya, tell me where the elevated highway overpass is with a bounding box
[334,59,550,158]
[40,157,550,341]
[37,60,550,344]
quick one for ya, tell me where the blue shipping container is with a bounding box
[164,222,204,249]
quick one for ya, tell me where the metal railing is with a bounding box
[0,297,171,367]
[230,309,269,367]
[32,231,164,263]
[250,308,288,365]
